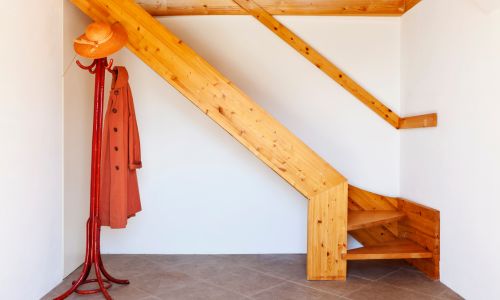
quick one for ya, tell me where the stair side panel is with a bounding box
[398,198,440,280]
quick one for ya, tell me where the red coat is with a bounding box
[99,66,142,228]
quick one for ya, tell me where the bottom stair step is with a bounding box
[344,239,433,260]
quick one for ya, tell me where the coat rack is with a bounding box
[55,57,128,300]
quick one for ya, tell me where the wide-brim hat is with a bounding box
[74,22,128,59]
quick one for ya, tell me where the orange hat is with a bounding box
[74,21,127,59]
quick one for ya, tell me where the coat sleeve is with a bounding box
[127,85,142,170]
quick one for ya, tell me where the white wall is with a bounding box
[91,16,401,254]
[401,0,500,299]
[0,1,64,299]
[63,2,92,276]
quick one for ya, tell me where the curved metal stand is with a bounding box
[54,58,128,300]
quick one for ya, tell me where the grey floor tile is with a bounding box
[378,268,448,296]
[131,269,197,296]
[43,282,151,300]
[156,280,247,300]
[346,282,438,300]
[144,254,230,267]
[238,255,307,280]
[202,265,284,296]
[252,282,343,300]
[169,260,245,279]
[438,287,465,300]
[291,274,371,296]
[42,255,462,300]
[347,260,404,281]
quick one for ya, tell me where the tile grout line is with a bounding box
[246,281,289,298]
[235,264,354,299]
[374,268,449,298]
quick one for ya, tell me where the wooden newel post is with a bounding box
[307,182,348,280]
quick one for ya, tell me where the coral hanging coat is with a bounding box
[100,66,142,228]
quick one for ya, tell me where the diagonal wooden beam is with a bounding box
[71,0,348,280]
[233,0,435,129]
[136,0,410,16]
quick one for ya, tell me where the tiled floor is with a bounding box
[43,255,463,300]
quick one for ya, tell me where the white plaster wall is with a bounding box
[401,1,500,299]
[474,0,500,13]
[89,16,402,254]
[63,2,93,276]
[0,1,63,298]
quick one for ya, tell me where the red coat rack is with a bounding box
[55,58,129,300]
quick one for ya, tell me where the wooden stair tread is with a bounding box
[348,210,406,231]
[344,239,433,260]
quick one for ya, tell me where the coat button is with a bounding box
[114,146,119,151]
[113,127,118,132]
[115,165,120,170]
[112,108,118,113]
[114,90,119,95]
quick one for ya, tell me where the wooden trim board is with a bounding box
[137,0,422,16]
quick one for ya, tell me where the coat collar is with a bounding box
[111,66,129,90]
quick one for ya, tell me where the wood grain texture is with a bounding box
[399,113,437,129]
[344,239,433,260]
[348,185,400,244]
[398,198,440,279]
[71,0,348,281]
[348,210,405,231]
[136,0,410,16]
[307,182,348,280]
[405,0,422,12]
[347,185,440,279]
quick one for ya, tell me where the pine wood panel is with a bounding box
[398,198,440,279]
[348,185,399,210]
[71,0,348,281]
[136,0,411,16]
[347,185,440,279]
[348,185,400,241]
[348,210,405,231]
[308,183,348,280]
[399,113,437,129]
[405,0,422,12]
[344,239,433,260]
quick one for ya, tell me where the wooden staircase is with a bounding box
[71,0,440,282]
[347,185,440,279]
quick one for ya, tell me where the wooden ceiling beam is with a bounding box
[136,0,421,16]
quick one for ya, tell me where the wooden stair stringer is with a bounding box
[71,0,348,281]
[348,185,440,279]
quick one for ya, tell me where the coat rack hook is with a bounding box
[76,59,98,74]
[105,58,115,73]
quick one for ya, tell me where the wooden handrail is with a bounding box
[233,0,435,129]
